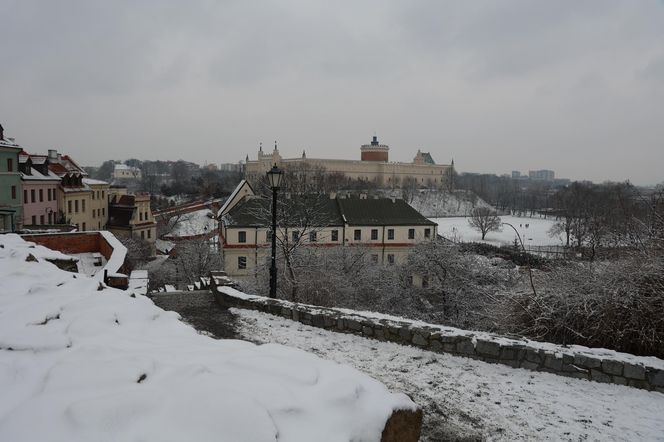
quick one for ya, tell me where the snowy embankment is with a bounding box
[0,234,415,441]
[434,215,563,246]
[234,309,664,441]
[408,189,493,217]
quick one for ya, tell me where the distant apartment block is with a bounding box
[0,128,23,232]
[113,163,142,180]
[528,169,555,181]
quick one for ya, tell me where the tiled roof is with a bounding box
[223,195,433,227]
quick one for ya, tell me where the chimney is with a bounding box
[48,149,58,160]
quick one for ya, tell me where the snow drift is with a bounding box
[0,234,415,441]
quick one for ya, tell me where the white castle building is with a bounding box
[244,136,454,189]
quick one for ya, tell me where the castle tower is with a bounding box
[360,135,389,162]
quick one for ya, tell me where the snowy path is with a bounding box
[234,309,664,442]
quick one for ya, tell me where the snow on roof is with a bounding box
[165,209,218,238]
[20,167,61,182]
[82,177,109,186]
[0,234,414,441]
[218,179,253,218]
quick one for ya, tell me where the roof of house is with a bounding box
[223,195,434,228]
[336,198,435,226]
[20,167,61,182]
[82,178,109,186]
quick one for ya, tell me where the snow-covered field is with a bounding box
[0,234,415,441]
[234,309,664,441]
[433,215,564,247]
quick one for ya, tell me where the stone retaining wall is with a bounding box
[212,284,664,393]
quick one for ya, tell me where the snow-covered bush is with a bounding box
[499,253,664,358]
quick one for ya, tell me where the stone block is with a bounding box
[500,347,518,361]
[456,337,475,355]
[520,361,540,371]
[362,326,374,337]
[574,355,601,369]
[623,363,646,380]
[399,328,412,341]
[628,379,650,390]
[525,349,542,364]
[543,354,563,371]
[336,318,346,331]
[380,407,423,442]
[292,310,300,322]
[475,339,501,358]
[562,354,574,365]
[430,339,443,352]
[601,360,623,376]
[442,343,456,353]
[412,333,428,347]
[647,369,664,388]
[590,369,611,383]
[280,307,292,319]
[612,376,628,386]
[374,328,386,340]
[440,335,458,344]
[312,314,326,328]
[347,319,362,331]
[323,316,336,328]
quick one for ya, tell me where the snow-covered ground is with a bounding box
[234,309,664,442]
[0,234,415,441]
[433,215,564,246]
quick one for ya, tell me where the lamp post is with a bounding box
[267,165,283,298]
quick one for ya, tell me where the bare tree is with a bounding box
[172,237,223,287]
[468,207,501,240]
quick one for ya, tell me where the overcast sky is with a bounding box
[1,1,663,184]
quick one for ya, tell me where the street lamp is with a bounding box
[267,165,283,298]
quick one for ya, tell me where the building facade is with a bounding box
[113,163,142,180]
[84,178,110,230]
[0,133,23,232]
[219,181,437,282]
[244,136,453,189]
[107,190,157,254]
[18,153,60,226]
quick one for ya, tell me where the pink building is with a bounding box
[19,152,60,226]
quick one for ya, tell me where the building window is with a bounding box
[424,228,431,239]
[82,222,86,231]
[238,231,247,243]
[23,189,28,203]
[39,189,43,202]
[40,215,44,224]
[68,200,72,213]
[145,211,148,220]
[82,199,85,212]
[11,185,16,199]
[292,230,300,242]
[102,208,105,216]
[47,212,52,224]
[371,254,379,263]
[7,158,13,172]
[93,209,96,218]
[139,212,143,221]
[408,228,415,239]
[47,189,50,201]
[75,200,79,213]
[331,230,338,241]
[147,229,151,239]
[266,230,273,242]
[387,229,394,240]
[141,231,145,239]
[309,231,317,242]
[371,229,378,240]
[387,254,395,265]
[102,191,105,199]
[31,189,35,203]
[238,256,247,270]
[31,215,36,225]
[354,229,361,241]
[422,276,429,288]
